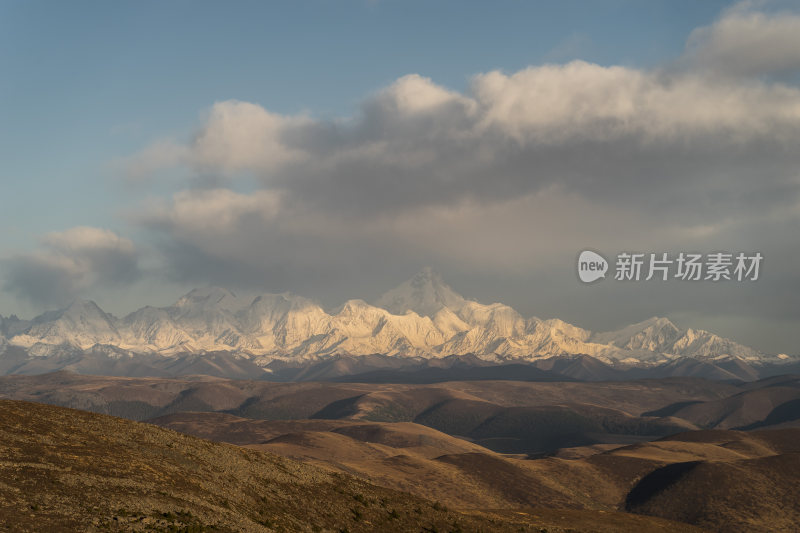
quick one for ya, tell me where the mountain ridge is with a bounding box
[0,269,793,371]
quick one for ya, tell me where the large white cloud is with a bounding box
[128,56,800,231]
[472,62,800,141]
[684,0,800,78]
[12,2,800,351]
[122,6,800,332]
[132,63,800,181]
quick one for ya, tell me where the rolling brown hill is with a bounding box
[642,379,800,430]
[2,372,799,531]
[0,372,741,420]
[0,399,706,533]
[0,399,518,532]
[150,411,800,532]
[623,430,800,532]
[150,412,570,510]
[0,372,743,453]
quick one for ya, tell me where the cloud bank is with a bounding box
[5,1,800,351]
[128,55,800,298]
[3,227,141,307]
[684,0,800,78]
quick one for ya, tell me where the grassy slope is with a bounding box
[0,400,542,532]
[0,399,711,533]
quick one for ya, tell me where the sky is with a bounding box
[1,0,799,354]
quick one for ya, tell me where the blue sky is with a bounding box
[3,1,800,354]
[1,0,729,247]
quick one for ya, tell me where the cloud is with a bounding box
[130,60,800,222]
[128,52,800,301]
[143,188,282,235]
[121,139,188,182]
[683,1,800,78]
[472,62,800,141]
[123,101,312,183]
[190,101,312,175]
[3,227,141,307]
[112,3,800,352]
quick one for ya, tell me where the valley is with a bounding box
[1,371,799,531]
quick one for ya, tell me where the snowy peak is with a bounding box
[671,328,762,361]
[1,271,783,365]
[173,287,250,312]
[589,317,763,361]
[249,292,314,312]
[591,317,680,351]
[14,299,120,349]
[36,299,116,329]
[55,298,109,319]
[335,299,375,315]
[120,306,191,352]
[375,267,468,317]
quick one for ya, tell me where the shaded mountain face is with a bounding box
[0,269,789,372]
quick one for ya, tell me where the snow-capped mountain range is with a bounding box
[0,268,791,367]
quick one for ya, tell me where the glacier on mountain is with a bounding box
[0,268,783,366]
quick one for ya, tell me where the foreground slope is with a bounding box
[151,411,800,533]
[0,400,529,532]
[0,400,706,533]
